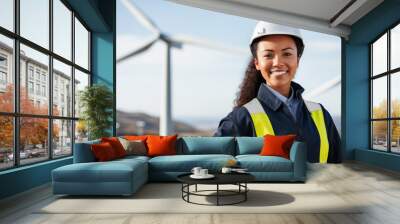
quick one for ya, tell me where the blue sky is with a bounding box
[116,0,341,130]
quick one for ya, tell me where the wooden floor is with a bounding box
[1,162,400,224]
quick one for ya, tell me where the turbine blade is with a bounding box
[303,76,341,99]
[120,0,160,35]
[169,35,248,55]
[117,37,158,63]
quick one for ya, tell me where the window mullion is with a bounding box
[49,0,54,160]
[388,30,391,152]
[370,46,372,149]
[71,10,76,154]
[370,45,374,149]
[13,0,20,167]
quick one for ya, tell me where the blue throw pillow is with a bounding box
[236,137,263,155]
[179,137,235,155]
[73,139,100,163]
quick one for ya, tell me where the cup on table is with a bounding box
[199,169,208,176]
[191,167,202,176]
[221,167,232,174]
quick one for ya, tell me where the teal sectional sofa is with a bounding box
[52,137,307,196]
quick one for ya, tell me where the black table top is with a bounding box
[177,172,255,185]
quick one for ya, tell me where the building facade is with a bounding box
[0,41,77,152]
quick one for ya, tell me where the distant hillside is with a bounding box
[117,110,213,136]
[118,111,342,137]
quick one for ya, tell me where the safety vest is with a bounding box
[243,98,329,163]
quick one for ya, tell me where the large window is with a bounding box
[371,23,400,154]
[20,0,49,49]
[0,0,91,170]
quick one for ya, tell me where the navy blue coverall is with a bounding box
[214,82,342,163]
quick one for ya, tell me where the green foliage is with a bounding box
[373,99,400,140]
[79,84,113,140]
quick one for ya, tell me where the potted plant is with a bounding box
[79,84,113,140]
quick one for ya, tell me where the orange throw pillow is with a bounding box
[146,135,177,157]
[260,134,296,159]
[101,137,127,158]
[91,142,117,161]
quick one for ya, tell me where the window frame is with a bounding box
[0,53,8,89]
[0,53,7,68]
[0,0,92,171]
[370,20,400,154]
[0,71,7,85]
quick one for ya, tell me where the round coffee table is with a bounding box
[177,173,255,206]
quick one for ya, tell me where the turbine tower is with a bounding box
[118,0,247,135]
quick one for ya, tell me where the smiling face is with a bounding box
[254,35,299,96]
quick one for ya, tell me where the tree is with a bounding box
[372,99,400,143]
[0,84,59,151]
[79,84,113,140]
[76,119,88,141]
[0,116,12,149]
[391,99,400,142]
[0,85,14,149]
[372,99,387,139]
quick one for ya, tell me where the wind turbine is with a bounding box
[303,76,341,99]
[118,0,247,135]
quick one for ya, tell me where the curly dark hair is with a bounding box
[234,59,264,108]
[234,35,304,108]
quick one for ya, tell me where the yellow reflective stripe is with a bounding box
[310,110,329,163]
[250,112,275,137]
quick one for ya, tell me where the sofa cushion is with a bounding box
[53,158,147,183]
[236,137,263,155]
[260,134,296,159]
[101,137,127,158]
[236,155,293,172]
[178,137,235,155]
[53,163,136,183]
[73,139,100,163]
[115,155,150,163]
[118,138,147,156]
[147,135,177,157]
[148,154,235,172]
[91,142,118,161]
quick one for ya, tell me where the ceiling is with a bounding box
[166,0,384,38]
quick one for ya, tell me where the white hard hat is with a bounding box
[249,21,303,47]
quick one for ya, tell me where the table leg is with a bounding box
[188,184,190,202]
[245,183,247,201]
[195,184,197,192]
[181,184,183,199]
[217,184,219,206]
